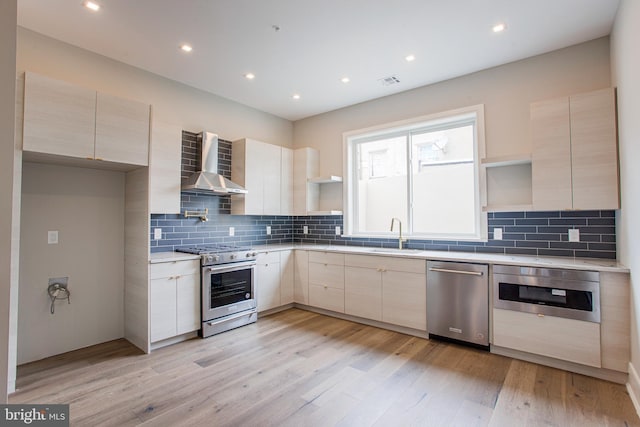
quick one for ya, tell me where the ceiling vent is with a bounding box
[378,75,400,86]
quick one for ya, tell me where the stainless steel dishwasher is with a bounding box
[427,261,489,348]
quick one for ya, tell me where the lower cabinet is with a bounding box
[493,308,601,368]
[308,251,345,313]
[256,251,282,312]
[150,259,200,342]
[344,254,426,330]
[256,250,295,312]
[293,250,309,304]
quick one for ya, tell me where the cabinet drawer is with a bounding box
[308,251,345,265]
[309,284,345,313]
[309,262,344,289]
[257,250,281,264]
[150,260,199,280]
[344,254,425,274]
[493,308,601,368]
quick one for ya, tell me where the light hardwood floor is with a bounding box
[9,309,640,426]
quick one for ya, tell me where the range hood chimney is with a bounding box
[181,132,248,195]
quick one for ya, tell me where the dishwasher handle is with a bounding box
[428,267,484,276]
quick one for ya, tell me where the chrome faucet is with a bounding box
[390,217,407,249]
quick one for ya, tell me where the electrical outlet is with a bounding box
[568,229,580,242]
[48,230,58,244]
[229,227,235,237]
[303,225,309,235]
[266,226,271,235]
[153,228,162,240]
[335,226,341,235]
[493,228,503,240]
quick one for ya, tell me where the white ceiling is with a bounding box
[17,0,620,121]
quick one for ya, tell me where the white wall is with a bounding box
[0,0,17,402]
[17,28,293,147]
[18,163,125,364]
[293,38,611,178]
[610,0,640,404]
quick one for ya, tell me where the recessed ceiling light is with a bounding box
[341,77,350,83]
[492,23,506,33]
[405,54,416,62]
[180,44,193,53]
[83,1,100,11]
[292,94,301,100]
[244,73,255,80]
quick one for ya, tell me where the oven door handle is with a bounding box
[205,261,256,274]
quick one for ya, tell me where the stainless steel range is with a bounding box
[176,244,258,338]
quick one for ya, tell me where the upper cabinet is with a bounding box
[22,71,150,167]
[149,119,182,214]
[95,92,150,166]
[23,72,96,159]
[531,88,619,211]
[231,138,293,216]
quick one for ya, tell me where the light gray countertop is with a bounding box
[150,244,629,273]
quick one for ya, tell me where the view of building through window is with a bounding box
[346,107,485,240]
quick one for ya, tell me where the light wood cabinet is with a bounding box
[23,71,96,159]
[231,138,292,215]
[149,120,182,214]
[256,250,295,312]
[600,272,630,372]
[95,92,150,165]
[149,260,200,342]
[308,251,344,312]
[22,71,151,166]
[344,254,426,328]
[493,308,601,368]
[280,250,294,305]
[344,265,382,321]
[531,88,618,210]
[382,270,427,330]
[256,251,282,312]
[294,250,309,304]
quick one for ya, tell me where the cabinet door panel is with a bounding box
[570,88,619,210]
[150,260,199,280]
[263,143,282,215]
[531,97,572,210]
[150,277,177,342]
[382,271,426,330]
[345,266,382,321]
[294,250,309,304]
[257,262,281,312]
[309,284,344,313]
[281,148,294,215]
[493,309,601,368]
[23,72,96,159]
[176,274,200,334]
[149,120,182,214]
[309,262,344,289]
[95,92,150,165]
[280,250,295,305]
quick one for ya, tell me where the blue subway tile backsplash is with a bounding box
[150,131,616,259]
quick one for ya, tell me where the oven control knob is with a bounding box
[213,255,220,262]
[229,254,236,260]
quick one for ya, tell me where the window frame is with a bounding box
[342,104,487,241]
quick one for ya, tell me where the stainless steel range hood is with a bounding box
[181,131,247,195]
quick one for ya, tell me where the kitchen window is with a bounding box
[343,105,487,241]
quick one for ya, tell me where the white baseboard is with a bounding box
[627,362,640,418]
